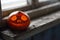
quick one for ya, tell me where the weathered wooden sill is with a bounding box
[1,11,60,40]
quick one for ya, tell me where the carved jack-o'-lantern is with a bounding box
[7,11,30,31]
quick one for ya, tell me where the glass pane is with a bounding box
[1,0,27,11]
[39,0,59,2]
[39,0,49,2]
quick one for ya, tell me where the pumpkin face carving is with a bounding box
[7,11,30,31]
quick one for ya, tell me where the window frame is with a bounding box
[2,0,58,18]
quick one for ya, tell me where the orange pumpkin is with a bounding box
[7,11,30,31]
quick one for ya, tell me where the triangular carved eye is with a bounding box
[11,15,17,21]
[21,15,28,21]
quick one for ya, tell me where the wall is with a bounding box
[26,23,60,40]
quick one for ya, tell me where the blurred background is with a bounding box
[1,0,59,11]
[1,0,60,40]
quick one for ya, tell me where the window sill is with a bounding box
[1,11,60,40]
